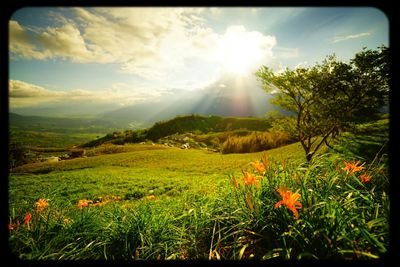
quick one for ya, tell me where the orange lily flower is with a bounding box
[35,198,49,213]
[360,173,372,183]
[274,188,302,219]
[77,199,92,209]
[251,161,266,175]
[243,170,260,189]
[343,161,364,175]
[24,213,32,226]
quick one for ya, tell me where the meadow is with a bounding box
[8,118,389,260]
[9,130,102,149]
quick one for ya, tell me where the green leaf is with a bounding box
[238,244,248,260]
[339,250,379,259]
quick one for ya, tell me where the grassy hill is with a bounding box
[82,114,272,147]
[146,114,271,140]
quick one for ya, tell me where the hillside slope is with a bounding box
[82,114,272,147]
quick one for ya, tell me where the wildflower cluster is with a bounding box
[230,152,302,220]
[230,153,378,224]
[9,198,48,232]
[9,195,123,232]
[76,195,121,209]
[342,160,372,183]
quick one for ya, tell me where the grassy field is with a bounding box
[9,130,104,148]
[9,142,306,206]
[8,119,389,260]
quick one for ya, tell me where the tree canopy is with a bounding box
[256,46,389,162]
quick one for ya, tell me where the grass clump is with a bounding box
[221,131,294,154]
[222,151,389,259]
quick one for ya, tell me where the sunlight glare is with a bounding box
[219,29,265,75]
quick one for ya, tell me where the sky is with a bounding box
[9,7,389,116]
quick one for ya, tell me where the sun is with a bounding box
[219,29,265,75]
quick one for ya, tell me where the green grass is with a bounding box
[10,142,306,205]
[9,130,104,148]
[331,118,389,162]
[8,119,389,260]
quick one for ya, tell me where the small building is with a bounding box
[46,156,60,163]
[181,143,190,149]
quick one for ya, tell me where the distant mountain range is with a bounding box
[10,75,285,130]
[9,112,123,133]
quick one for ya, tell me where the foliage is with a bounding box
[256,46,389,162]
[224,151,388,259]
[221,131,294,154]
[8,142,28,168]
[8,119,389,260]
[81,130,148,148]
[191,130,251,148]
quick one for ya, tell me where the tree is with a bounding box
[9,142,27,169]
[256,46,389,162]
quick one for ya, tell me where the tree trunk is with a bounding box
[306,152,313,162]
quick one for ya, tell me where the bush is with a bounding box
[9,142,29,168]
[221,131,293,154]
[85,144,126,157]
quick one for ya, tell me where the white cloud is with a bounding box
[331,32,371,43]
[9,79,162,108]
[73,7,214,79]
[10,8,280,84]
[9,80,63,98]
[9,80,95,107]
[9,21,49,60]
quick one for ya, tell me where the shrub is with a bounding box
[85,144,125,156]
[221,131,293,154]
[9,142,29,168]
